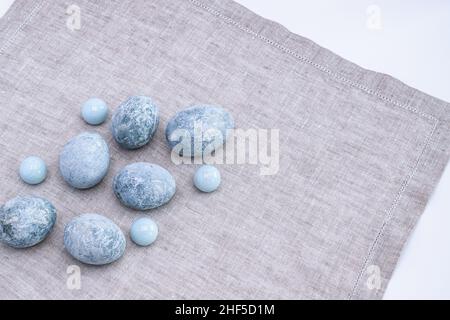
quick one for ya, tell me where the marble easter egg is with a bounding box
[64,213,126,265]
[59,132,110,189]
[165,105,234,157]
[0,196,56,248]
[111,96,159,149]
[113,162,176,210]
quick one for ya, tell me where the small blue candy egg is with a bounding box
[130,217,158,246]
[194,165,221,193]
[81,98,108,125]
[19,156,47,185]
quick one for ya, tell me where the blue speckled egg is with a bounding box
[130,217,158,246]
[194,165,221,193]
[81,98,108,125]
[111,96,159,149]
[19,156,47,185]
[113,162,176,210]
[0,196,56,248]
[64,213,126,265]
[59,132,110,189]
[165,105,234,157]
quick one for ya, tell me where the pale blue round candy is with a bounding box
[194,165,221,192]
[130,217,158,246]
[81,98,108,125]
[19,156,47,185]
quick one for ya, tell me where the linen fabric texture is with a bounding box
[0,0,449,299]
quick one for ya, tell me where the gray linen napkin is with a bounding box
[0,0,448,299]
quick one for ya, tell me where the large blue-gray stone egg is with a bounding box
[64,213,126,265]
[165,105,234,157]
[59,132,110,189]
[0,196,56,248]
[113,162,176,210]
[111,96,159,149]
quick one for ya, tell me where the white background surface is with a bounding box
[1,0,449,299]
